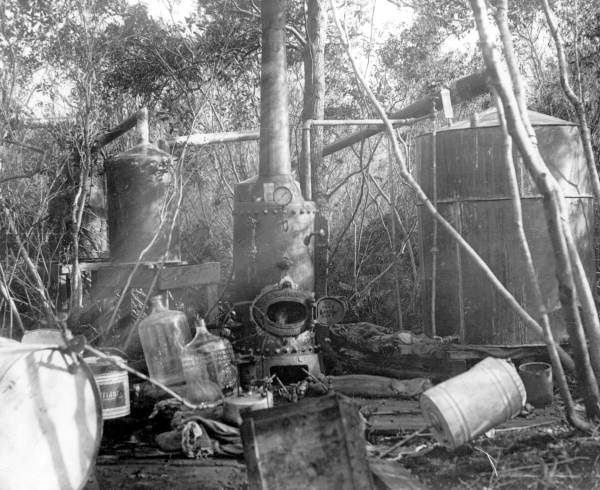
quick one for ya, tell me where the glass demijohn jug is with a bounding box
[183,317,238,396]
[138,293,192,386]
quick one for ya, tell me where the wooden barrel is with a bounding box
[0,338,102,490]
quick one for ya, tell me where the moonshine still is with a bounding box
[230,0,321,382]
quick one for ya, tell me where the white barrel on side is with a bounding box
[420,357,526,449]
[0,338,102,490]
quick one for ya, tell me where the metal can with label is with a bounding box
[85,356,131,420]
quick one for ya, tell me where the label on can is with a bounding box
[87,357,131,420]
[95,374,130,418]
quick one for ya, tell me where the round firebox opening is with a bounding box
[266,300,307,326]
[251,286,313,337]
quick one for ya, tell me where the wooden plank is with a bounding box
[93,263,220,289]
[359,400,428,434]
[367,413,428,434]
[157,263,220,290]
[61,261,185,273]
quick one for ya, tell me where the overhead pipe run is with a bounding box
[92,108,149,152]
[322,71,490,156]
[301,115,429,200]
[168,130,260,147]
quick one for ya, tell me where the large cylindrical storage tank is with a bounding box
[416,108,594,345]
[105,143,180,263]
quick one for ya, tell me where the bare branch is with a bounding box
[539,0,600,202]
[470,0,598,418]
[494,92,590,431]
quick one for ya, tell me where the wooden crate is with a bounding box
[241,393,374,490]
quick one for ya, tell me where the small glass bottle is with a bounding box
[183,317,238,396]
[137,293,191,386]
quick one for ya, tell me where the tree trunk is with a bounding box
[302,0,327,297]
[494,93,591,430]
[470,0,600,419]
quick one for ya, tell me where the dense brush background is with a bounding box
[1,0,598,335]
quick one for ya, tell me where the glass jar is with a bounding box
[137,293,191,386]
[183,317,238,395]
[181,348,223,404]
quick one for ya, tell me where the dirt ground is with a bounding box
[386,420,600,489]
[86,393,600,490]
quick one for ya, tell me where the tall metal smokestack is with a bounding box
[259,0,291,177]
[232,0,315,302]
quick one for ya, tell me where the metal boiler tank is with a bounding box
[105,143,180,263]
[416,108,594,345]
[231,0,319,380]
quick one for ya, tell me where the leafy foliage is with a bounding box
[1,0,600,332]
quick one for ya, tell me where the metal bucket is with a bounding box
[0,338,102,490]
[223,392,273,426]
[420,357,526,449]
[519,362,553,408]
[85,356,130,419]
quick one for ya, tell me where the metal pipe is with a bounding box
[259,0,291,177]
[302,121,312,200]
[322,71,490,156]
[92,108,149,151]
[307,117,428,126]
[136,107,149,144]
[301,116,424,199]
[169,130,260,146]
[430,118,438,338]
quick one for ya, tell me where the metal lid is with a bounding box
[108,142,171,162]
[434,107,576,133]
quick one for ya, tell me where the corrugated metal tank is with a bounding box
[416,108,594,345]
[105,143,180,263]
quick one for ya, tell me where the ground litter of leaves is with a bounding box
[378,408,600,490]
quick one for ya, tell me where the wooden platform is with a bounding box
[81,395,562,490]
[59,261,221,322]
